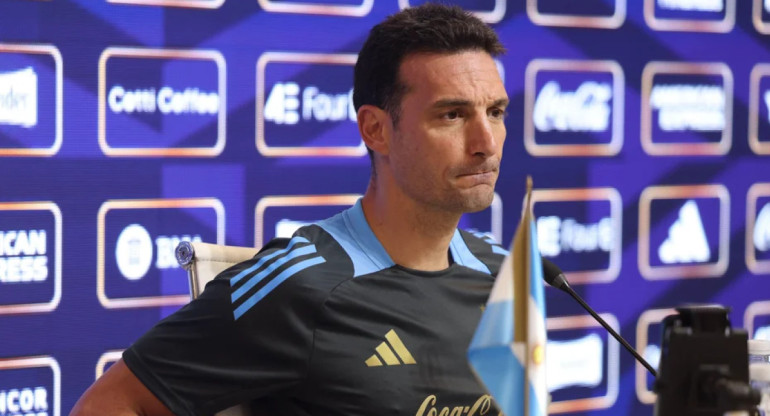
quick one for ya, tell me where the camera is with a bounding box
[654,305,760,415]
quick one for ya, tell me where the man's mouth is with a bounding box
[456,169,498,185]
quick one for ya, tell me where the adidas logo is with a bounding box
[365,329,416,367]
[658,200,711,264]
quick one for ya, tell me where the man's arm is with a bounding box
[70,359,175,416]
[69,236,320,416]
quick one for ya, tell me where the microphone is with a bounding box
[541,258,658,378]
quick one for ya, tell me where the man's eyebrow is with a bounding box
[431,98,510,108]
[432,98,472,108]
[491,98,510,108]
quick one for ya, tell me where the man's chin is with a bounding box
[457,190,495,213]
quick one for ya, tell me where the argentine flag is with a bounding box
[468,177,548,416]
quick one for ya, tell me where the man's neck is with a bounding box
[360,184,460,272]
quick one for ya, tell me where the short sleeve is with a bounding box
[123,240,322,416]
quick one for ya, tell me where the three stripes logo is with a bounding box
[230,235,325,320]
[470,231,508,256]
[365,329,417,367]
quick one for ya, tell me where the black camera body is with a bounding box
[654,305,759,415]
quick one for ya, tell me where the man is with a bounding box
[72,3,510,415]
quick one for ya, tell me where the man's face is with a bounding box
[387,50,508,214]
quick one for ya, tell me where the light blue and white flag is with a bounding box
[468,177,548,416]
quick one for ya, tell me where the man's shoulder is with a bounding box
[454,229,508,276]
[228,224,356,292]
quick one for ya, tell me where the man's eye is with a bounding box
[489,108,507,119]
[443,110,460,120]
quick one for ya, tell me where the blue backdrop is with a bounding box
[1,0,769,414]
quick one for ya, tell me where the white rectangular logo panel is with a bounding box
[546,314,620,413]
[532,188,621,284]
[97,198,225,309]
[641,62,733,155]
[644,0,735,32]
[525,59,624,157]
[0,44,62,157]
[399,0,505,23]
[0,202,61,315]
[256,52,364,157]
[0,68,37,128]
[98,47,226,157]
[527,0,626,28]
[0,356,60,416]
[638,185,730,280]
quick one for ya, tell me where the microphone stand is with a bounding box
[541,258,658,377]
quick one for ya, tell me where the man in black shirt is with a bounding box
[72,3,510,415]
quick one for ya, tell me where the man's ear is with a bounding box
[357,104,393,157]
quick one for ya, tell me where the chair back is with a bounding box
[176,241,259,416]
[176,241,258,297]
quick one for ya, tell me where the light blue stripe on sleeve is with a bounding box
[491,245,509,256]
[231,244,317,303]
[230,236,309,286]
[469,230,508,256]
[233,256,326,320]
[471,230,491,240]
[449,229,491,274]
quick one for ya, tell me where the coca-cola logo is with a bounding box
[533,81,612,133]
[415,394,498,416]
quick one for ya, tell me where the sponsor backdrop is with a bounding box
[0,0,769,414]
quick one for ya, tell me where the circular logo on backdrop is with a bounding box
[115,223,153,280]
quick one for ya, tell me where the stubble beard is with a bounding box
[413,180,496,216]
[389,128,498,216]
[450,185,496,213]
[397,158,499,216]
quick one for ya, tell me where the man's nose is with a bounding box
[467,116,500,157]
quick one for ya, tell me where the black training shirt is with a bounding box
[124,200,507,416]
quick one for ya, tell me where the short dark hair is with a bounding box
[353,3,505,124]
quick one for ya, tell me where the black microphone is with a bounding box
[542,258,658,378]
